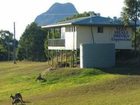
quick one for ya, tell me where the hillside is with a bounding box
[35,3,78,26]
[0,62,140,105]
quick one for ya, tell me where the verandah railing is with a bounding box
[48,39,65,47]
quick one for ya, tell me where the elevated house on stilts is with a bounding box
[42,15,134,68]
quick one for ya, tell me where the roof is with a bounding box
[72,16,123,26]
[42,16,135,28]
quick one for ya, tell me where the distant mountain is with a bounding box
[35,3,78,26]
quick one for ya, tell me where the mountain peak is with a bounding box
[35,2,78,26]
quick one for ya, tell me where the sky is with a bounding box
[0,0,124,40]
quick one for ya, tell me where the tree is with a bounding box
[0,43,7,60]
[0,30,18,61]
[136,28,140,50]
[17,22,47,61]
[61,11,97,21]
[121,0,140,51]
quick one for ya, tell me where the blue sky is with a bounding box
[0,0,124,40]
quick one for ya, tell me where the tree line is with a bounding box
[0,30,18,61]
[17,23,47,61]
[0,0,140,62]
[0,22,62,62]
[121,0,140,51]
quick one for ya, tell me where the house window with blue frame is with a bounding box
[97,26,103,33]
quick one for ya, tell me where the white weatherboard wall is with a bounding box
[80,43,115,68]
[48,25,133,50]
[65,26,77,50]
[61,27,65,39]
[76,26,133,49]
[76,26,93,48]
[94,27,132,49]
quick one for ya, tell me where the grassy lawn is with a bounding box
[0,61,140,105]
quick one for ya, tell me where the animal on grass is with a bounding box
[10,93,24,105]
[36,73,46,82]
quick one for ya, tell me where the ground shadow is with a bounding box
[100,65,140,75]
[105,50,140,75]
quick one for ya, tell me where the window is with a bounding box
[97,26,103,33]
[66,26,75,32]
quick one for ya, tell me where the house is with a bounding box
[42,15,134,50]
[42,15,134,68]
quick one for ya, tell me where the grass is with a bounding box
[0,61,140,105]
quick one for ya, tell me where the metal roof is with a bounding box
[73,16,123,26]
[42,16,135,28]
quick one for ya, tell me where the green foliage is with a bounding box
[1,62,140,105]
[49,29,61,39]
[121,0,140,23]
[17,22,48,61]
[44,28,61,58]
[61,11,96,21]
[43,68,106,85]
[121,0,140,51]
[134,28,140,50]
[0,30,18,61]
[0,44,7,60]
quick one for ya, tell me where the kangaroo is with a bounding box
[36,73,46,82]
[10,93,24,105]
